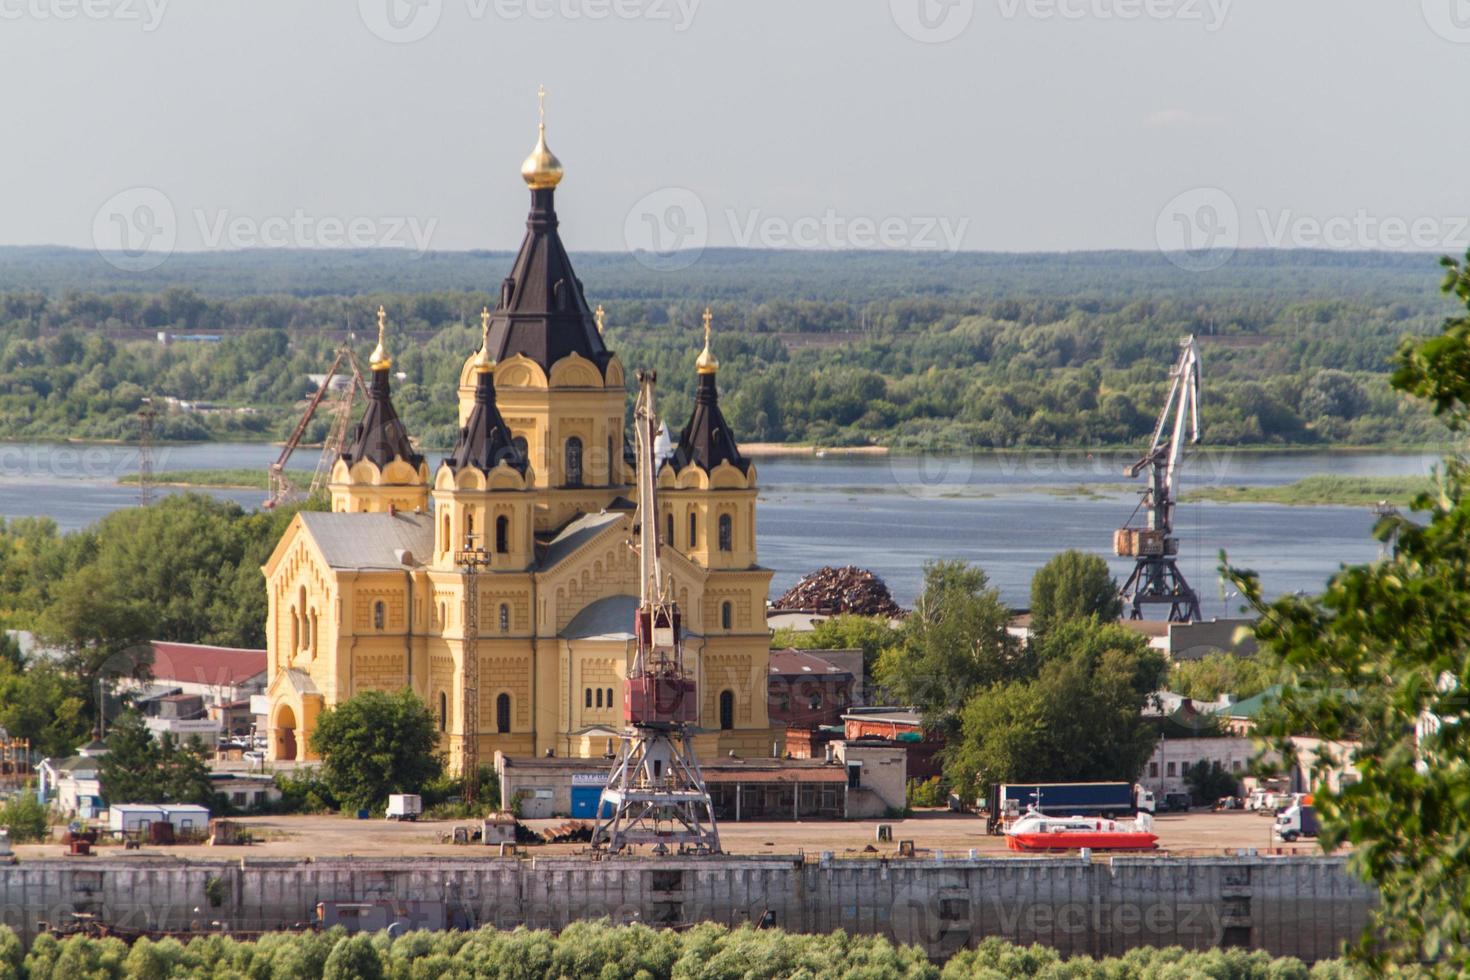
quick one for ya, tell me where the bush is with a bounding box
[906,777,946,809]
[0,791,50,843]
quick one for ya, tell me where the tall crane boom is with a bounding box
[1115,336,1202,622]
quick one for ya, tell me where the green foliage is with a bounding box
[874,561,1022,731]
[1222,249,1470,973]
[1184,474,1434,507]
[1182,760,1240,804]
[0,658,89,759]
[1170,653,1279,703]
[309,689,443,811]
[98,712,214,807]
[944,622,1166,803]
[0,790,50,843]
[906,776,946,809]
[3,922,1351,979]
[1028,550,1121,634]
[0,926,20,980]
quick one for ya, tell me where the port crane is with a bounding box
[592,370,721,856]
[263,343,369,509]
[1115,336,1202,622]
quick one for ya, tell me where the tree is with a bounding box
[1028,549,1121,633]
[0,792,51,843]
[873,561,1021,730]
[1170,652,1278,703]
[944,621,1165,803]
[1222,251,1470,972]
[309,689,442,811]
[0,659,90,759]
[98,712,215,806]
[1182,760,1239,804]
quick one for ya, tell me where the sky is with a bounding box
[3,0,1469,261]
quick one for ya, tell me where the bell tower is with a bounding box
[329,306,429,513]
[458,88,628,533]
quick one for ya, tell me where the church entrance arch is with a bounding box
[274,704,299,761]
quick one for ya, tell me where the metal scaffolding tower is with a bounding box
[264,342,368,509]
[592,370,720,856]
[1115,336,1203,623]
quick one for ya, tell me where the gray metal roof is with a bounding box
[540,511,623,570]
[561,594,639,640]
[299,511,434,569]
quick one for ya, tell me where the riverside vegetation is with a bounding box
[0,923,1354,979]
[0,249,1455,452]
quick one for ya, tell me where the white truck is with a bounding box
[1273,802,1319,842]
[386,794,422,821]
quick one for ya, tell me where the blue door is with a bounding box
[570,786,601,818]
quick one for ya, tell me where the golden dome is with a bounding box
[520,86,564,190]
[370,305,392,371]
[473,307,494,374]
[696,307,719,375]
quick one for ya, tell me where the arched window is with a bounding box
[309,609,318,658]
[607,435,615,484]
[438,602,447,628]
[442,512,450,554]
[289,606,299,654]
[513,435,529,466]
[718,513,733,552]
[665,513,674,547]
[721,601,732,631]
[688,511,697,548]
[373,601,385,631]
[438,692,447,732]
[495,515,509,554]
[596,688,604,708]
[465,512,475,548]
[585,688,592,709]
[606,687,614,709]
[719,690,735,731]
[297,587,308,650]
[498,603,510,633]
[496,693,512,733]
[565,437,583,487]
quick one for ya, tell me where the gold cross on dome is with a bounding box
[538,85,546,128]
[595,304,606,334]
[702,307,713,345]
[481,306,491,335]
[376,305,386,343]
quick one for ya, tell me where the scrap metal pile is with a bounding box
[771,566,904,618]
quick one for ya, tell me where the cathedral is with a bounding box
[261,105,774,767]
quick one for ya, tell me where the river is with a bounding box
[0,442,1437,618]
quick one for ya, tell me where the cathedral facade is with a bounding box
[261,113,775,767]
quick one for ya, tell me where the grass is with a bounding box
[119,468,272,489]
[1183,474,1436,507]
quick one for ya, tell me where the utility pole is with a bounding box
[456,540,492,804]
[137,397,156,507]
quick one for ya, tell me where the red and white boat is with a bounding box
[1003,806,1158,852]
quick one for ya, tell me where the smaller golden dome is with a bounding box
[370,305,392,371]
[521,86,564,190]
[696,307,719,375]
[473,307,494,374]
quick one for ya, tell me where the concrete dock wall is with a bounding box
[0,855,1373,962]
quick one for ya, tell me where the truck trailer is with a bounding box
[986,782,1153,835]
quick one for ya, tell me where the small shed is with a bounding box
[482,812,517,845]
[108,805,166,835]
